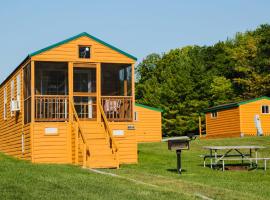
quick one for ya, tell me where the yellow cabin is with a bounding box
[204,96,270,139]
[0,32,162,168]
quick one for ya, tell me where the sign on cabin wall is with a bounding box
[45,127,58,135]
[127,125,135,130]
[113,130,124,136]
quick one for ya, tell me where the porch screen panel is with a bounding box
[101,63,132,96]
[34,62,69,121]
[35,62,68,95]
[23,63,31,124]
[101,63,133,122]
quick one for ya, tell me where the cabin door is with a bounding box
[73,64,97,120]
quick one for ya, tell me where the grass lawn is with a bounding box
[0,136,270,199]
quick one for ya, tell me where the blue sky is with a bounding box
[0,0,270,82]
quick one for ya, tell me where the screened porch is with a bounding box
[24,61,133,122]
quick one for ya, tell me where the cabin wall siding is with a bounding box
[0,69,31,160]
[32,122,70,163]
[239,99,270,136]
[134,106,162,143]
[32,36,135,64]
[109,122,137,164]
[205,107,241,138]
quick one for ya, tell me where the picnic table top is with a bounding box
[203,145,265,150]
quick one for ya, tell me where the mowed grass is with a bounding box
[106,136,270,200]
[0,136,270,200]
[0,155,192,200]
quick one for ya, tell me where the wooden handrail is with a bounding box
[98,100,119,155]
[70,100,90,167]
[71,101,88,144]
[101,95,132,98]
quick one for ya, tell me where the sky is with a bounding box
[0,0,270,82]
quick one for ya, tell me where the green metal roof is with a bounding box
[29,32,137,60]
[204,96,270,113]
[135,103,163,112]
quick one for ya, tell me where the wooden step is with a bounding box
[87,139,108,145]
[88,160,118,169]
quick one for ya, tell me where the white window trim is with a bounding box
[261,105,270,114]
[10,80,15,116]
[16,74,21,110]
[211,111,218,118]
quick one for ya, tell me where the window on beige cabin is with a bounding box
[262,105,269,114]
[211,111,218,118]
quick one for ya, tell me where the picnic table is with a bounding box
[202,145,266,170]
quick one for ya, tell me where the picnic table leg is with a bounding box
[264,159,267,171]
[255,150,258,165]
[222,160,225,171]
[214,150,217,167]
[210,149,213,169]
[203,158,206,168]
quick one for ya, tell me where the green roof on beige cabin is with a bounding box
[204,96,270,113]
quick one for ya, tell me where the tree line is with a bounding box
[135,24,270,136]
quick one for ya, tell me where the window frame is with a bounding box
[211,111,218,118]
[78,45,91,59]
[261,105,269,114]
[16,74,21,110]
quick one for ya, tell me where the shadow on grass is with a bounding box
[200,163,259,171]
[166,168,187,174]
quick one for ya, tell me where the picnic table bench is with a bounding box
[202,145,267,171]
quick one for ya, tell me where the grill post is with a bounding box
[176,149,182,174]
[167,136,192,175]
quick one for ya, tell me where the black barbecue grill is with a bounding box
[165,136,195,174]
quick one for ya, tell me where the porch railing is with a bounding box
[35,95,69,121]
[101,96,132,122]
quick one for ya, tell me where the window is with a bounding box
[262,105,269,114]
[3,87,7,120]
[79,46,90,58]
[211,111,218,118]
[134,111,138,121]
[10,80,14,116]
[16,74,21,109]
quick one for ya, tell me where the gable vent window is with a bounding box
[211,111,218,118]
[262,105,269,114]
[79,46,90,58]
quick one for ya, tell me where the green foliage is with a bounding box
[136,24,270,136]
